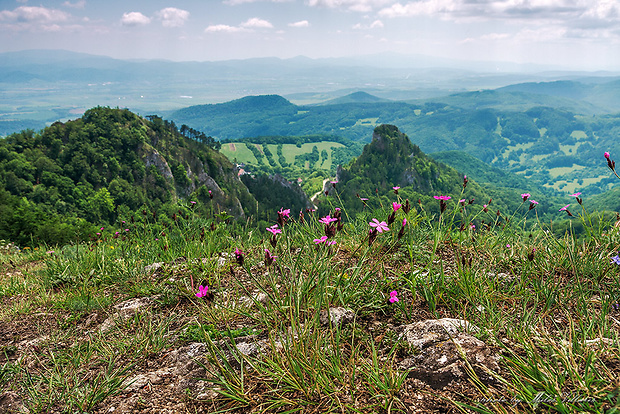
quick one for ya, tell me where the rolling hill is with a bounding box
[169,93,620,197]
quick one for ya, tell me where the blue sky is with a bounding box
[1,0,620,70]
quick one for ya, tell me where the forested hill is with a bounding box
[319,124,514,217]
[0,107,256,245]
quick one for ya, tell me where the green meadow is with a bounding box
[221,141,346,170]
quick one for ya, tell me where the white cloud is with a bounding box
[0,6,70,23]
[480,32,511,41]
[224,0,291,4]
[121,11,151,26]
[378,0,620,25]
[582,0,620,20]
[378,0,457,18]
[62,0,86,9]
[288,20,310,27]
[353,19,383,29]
[204,17,274,34]
[156,7,189,28]
[306,0,392,12]
[514,26,568,42]
[240,17,274,29]
[205,24,246,33]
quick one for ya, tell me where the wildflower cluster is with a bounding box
[319,207,343,241]
[433,195,451,214]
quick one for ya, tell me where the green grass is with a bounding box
[549,165,586,179]
[502,142,534,159]
[221,141,345,170]
[560,143,583,155]
[2,187,620,412]
[221,142,258,164]
[571,130,588,140]
[545,174,609,192]
[353,117,379,127]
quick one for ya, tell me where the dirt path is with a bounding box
[310,178,330,205]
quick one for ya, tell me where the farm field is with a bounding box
[221,141,346,170]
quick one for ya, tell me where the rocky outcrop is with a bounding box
[143,147,174,181]
[396,318,500,389]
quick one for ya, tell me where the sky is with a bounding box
[1,0,620,70]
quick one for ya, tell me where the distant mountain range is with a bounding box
[3,49,620,199]
[3,48,620,138]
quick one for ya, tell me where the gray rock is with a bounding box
[488,272,519,284]
[0,392,30,414]
[144,262,164,274]
[236,341,262,356]
[100,297,156,333]
[122,371,163,392]
[320,307,355,326]
[400,318,478,350]
[238,292,269,307]
[398,318,498,389]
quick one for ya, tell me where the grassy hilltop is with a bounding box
[2,121,620,412]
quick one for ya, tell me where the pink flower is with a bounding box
[267,225,282,235]
[392,202,402,212]
[521,193,530,202]
[559,204,570,212]
[264,249,277,265]
[397,218,407,240]
[100,227,104,231]
[369,218,389,233]
[470,223,475,230]
[190,201,196,205]
[605,152,611,159]
[319,215,338,224]
[326,240,336,246]
[234,248,244,265]
[506,244,511,248]
[360,197,369,201]
[434,195,451,201]
[314,236,328,244]
[196,285,209,298]
[389,290,399,303]
[393,186,400,190]
[569,192,581,197]
[459,199,466,205]
[278,208,291,218]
